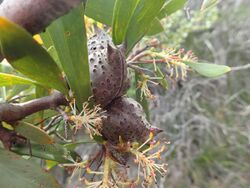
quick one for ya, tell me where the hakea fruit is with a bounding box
[87,31,161,146]
[100,97,162,165]
[88,31,130,107]
[59,30,167,187]
[101,97,162,145]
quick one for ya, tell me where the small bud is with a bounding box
[149,38,160,47]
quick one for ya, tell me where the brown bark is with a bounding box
[0,124,26,149]
[0,91,68,124]
[0,0,84,34]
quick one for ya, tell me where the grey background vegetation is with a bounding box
[150,0,250,187]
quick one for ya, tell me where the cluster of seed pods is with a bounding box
[88,31,161,163]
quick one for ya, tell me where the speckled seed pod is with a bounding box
[101,97,162,145]
[88,31,130,107]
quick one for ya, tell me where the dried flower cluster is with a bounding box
[69,101,105,137]
[127,45,198,100]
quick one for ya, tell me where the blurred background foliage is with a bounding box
[149,0,250,187]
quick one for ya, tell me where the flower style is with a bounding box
[137,74,156,100]
[129,132,168,186]
[69,100,105,138]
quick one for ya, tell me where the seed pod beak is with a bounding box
[150,126,163,135]
[107,44,118,63]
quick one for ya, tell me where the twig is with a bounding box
[127,64,153,74]
[0,0,84,34]
[44,115,62,131]
[55,132,72,143]
[230,63,250,71]
[34,115,54,126]
[7,95,30,103]
[0,91,68,124]
[127,51,151,64]
[127,46,150,60]
[128,58,166,65]
[57,106,70,121]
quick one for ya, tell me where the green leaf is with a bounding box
[35,86,49,124]
[112,0,140,45]
[155,66,168,89]
[45,160,59,170]
[41,6,91,109]
[6,85,31,101]
[146,18,164,36]
[184,61,231,77]
[92,135,105,144]
[0,17,68,94]
[125,0,165,54]
[39,33,62,70]
[158,0,187,19]
[12,143,78,163]
[164,0,186,15]
[0,148,61,188]
[0,60,13,73]
[85,0,115,25]
[15,122,54,145]
[64,139,95,151]
[0,73,36,86]
[35,85,49,99]
[24,109,58,126]
[85,0,164,39]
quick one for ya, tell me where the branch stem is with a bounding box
[0,91,68,124]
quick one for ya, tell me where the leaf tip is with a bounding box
[0,17,8,26]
